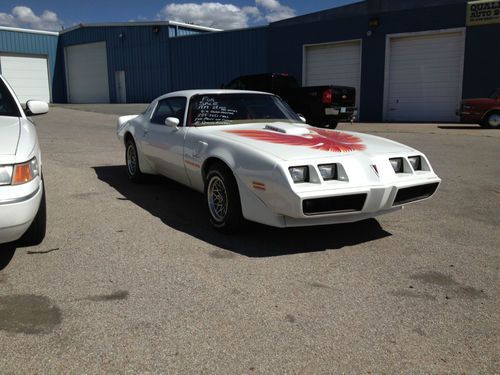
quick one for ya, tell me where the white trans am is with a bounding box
[117,90,440,232]
[0,75,47,245]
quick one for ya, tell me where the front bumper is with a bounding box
[0,178,43,244]
[282,179,440,227]
[239,174,441,228]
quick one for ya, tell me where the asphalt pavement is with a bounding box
[0,105,498,373]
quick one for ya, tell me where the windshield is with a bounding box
[490,89,500,99]
[0,78,21,118]
[188,93,301,126]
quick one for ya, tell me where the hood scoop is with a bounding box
[264,124,311,136]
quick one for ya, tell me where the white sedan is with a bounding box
[117,90,441,232]
[0,75,47,245]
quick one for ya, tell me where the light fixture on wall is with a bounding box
[152,26,160,34]
[118,32,125,39]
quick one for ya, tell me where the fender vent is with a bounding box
[393,182,439,206]
[302,194,367,215]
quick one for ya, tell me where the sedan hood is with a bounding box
[206,122,415,161]
[0,116,20,155]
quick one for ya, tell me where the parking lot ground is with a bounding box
[0,106,499,373]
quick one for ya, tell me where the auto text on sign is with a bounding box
[467,0,500,26]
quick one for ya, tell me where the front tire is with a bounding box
[205,163,244,233]
[125,138,145,182]
[481,111,500,129]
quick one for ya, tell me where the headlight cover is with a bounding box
[318,164,337,180]
[289,166,309,183]
[389,158,404,173]
[408,156,421,171]
[0,165,14,185]
[0,158,39,186]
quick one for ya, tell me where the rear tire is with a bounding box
[204,163,244,233]
[22,182,46,246]
[325,121,338,129]
[125,138,145,182]
[481,111,500,129]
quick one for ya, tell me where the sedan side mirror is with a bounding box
[165,117,180,128]
[25,100,49,116]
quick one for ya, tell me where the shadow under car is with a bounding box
[93,165,391,257]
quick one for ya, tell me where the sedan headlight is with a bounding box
[0,165,14,186]
[0,158,39,186]
[289,166,309,183]
[318,164,337,180]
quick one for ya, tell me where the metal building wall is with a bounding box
[58,25,171,103]
[169,27,268,91]
[268,1,468,121]
[462,23,500,99]
[0,29,58,100]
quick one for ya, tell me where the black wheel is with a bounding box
[325,121,338,129]
[22,182,46,246]
[125,138,145,182]
[204,163,244,233]
[0,243,16,271]
[481,111,500,129]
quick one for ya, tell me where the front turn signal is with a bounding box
[12,158,38,185]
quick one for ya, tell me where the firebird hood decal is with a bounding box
[225,128,366,153]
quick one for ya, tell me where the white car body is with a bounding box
[117,90,441,228]
[0,75,46,244]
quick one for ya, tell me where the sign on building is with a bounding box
[467,0,500,26]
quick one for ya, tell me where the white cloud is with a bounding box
[255,0,295,22]
[0,6,62,31]
[159,1,294,29]
[159,2,251,29]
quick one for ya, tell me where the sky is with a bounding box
[0,0,360,31]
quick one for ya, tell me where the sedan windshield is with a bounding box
[0,79,20,118]
[188,93,301,126]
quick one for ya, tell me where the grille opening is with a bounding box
[302,194,367,215]
[393,182,439,206]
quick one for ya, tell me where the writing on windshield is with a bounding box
[188,93,300,126]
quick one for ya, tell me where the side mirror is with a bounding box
[165,117,180,128]
[25,100,49,116]
[297,114,307,123]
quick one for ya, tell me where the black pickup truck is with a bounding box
[224,73,356,128]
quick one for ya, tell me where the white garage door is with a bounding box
[65,42,110,103]
[385,31,464,122]
[304,41,361,109]
[0,55,50,103]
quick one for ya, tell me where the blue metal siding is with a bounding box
[0,30,58,101]
[59,25,172,103]
[169,27,268,91]
[463,23,500,99]
[268,2,468,121]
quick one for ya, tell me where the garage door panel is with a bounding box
[0,55,50,103]
[385,31,464,122]
[65,42,110,104]
[305,41,361,109]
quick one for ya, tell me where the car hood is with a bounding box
[203,122,415,161]
[0,116,20,155]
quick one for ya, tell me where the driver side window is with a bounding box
[151,97,187,125]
